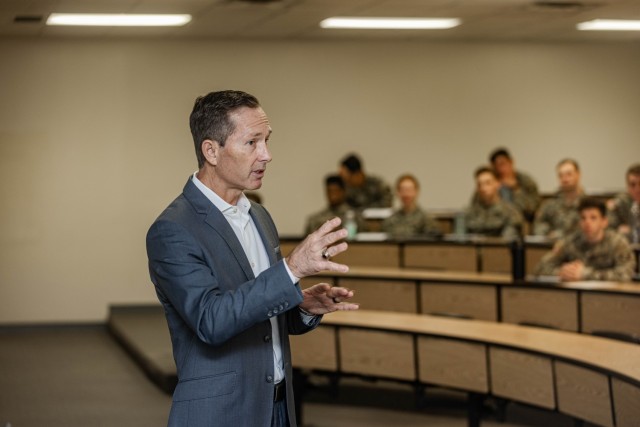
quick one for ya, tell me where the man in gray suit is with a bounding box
[146,90,358,427]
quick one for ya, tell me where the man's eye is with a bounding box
[247,140,255,145]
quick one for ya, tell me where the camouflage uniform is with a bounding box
[608,193,640,235]
[382,206,441,238]
[345,175,392,209]
[464,199,524,240]
[533,191,584,239]
[534,229,636,281]
[305,203,364,235]
[499,171,541,222]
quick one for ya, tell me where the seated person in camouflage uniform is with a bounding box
[534,197,636,282]
[305,175,364,234]
[533,158,585,239]
[339,153,392,209]
[490,148,541,222]
[607,163,640,243]
[382,174,441,238]
[464,166,524,240]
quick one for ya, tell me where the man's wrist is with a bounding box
[283,258,300,284]
[298,306,315,316]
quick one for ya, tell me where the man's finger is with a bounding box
[324,261,349,273]
[317,217,342,235]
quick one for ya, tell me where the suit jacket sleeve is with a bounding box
[147,218,305,347]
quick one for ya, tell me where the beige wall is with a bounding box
[1,38,639,323]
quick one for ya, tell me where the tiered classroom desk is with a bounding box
[108,233,638,427]
[280,236,640,277]
[299,266,640,339]
[291,310,640,427]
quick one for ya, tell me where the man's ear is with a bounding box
[201,139,220,166]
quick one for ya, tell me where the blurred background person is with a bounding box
[533,158,584,240]
[339,153,392,209]
[305,175,364,235]
[490,147,541,222]
[465,166,523,240]
[534,197,635,281]
[608,163,640,243]
[382,174,441,238]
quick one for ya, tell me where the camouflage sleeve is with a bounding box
[533,240,566,276]
[424,214,442,234]
[463,206,476,234]
[381,213,397,234]
[606,195,627,230]
[532,201,552,236]
[501,207,524,240]
[379,182,393,208]
[582,241,636,281]
[516,175,541,219]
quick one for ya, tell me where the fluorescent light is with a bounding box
[46,13,192,27]
[577,19,640,31]
[320,17,461,30]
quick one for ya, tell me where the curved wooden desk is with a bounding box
[281,237,640,277]
[301,267,640,339]
[291,310,640,427]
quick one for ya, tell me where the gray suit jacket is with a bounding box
[147,178,316,427]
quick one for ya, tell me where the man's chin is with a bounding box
[247,180,263,191]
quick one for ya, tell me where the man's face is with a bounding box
[213,106,272,193]
[627,173,640,203]
[492,155,513,178]
[579,207,608,242]
[397,178,418,208]
[557,162,580,192]
[326,183,345,207]
[476,172,499,203]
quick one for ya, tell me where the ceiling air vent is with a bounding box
[14,15,44,24]
[235,0,282,3]
[533,1,588,9]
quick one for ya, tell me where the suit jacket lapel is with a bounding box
[182,178,255,280]
[250,203,280,266]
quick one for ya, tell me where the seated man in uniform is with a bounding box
[608,163,640,243]
[490,148,541,222]
[534,197,636,282]
[382,174,441,238]
[464,166,523,240]
[533,158,585,239]
[339,153,392,209]
[305,175,364,234]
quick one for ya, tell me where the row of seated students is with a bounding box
[305,152,639,282]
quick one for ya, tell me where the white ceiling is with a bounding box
[1,0,640,42]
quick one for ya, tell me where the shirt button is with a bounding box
[264,335,271,342]
[278,305,284,311]
[266,375,274,383]
[273,308,279,314]
[267,311,273,317]
[284,302,289,308]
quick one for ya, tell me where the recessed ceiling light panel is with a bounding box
[46,13,192,27]
[577,19,640,31]
[320,17,461,30]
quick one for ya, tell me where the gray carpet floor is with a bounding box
[0,326,581,427]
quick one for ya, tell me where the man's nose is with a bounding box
[258,142,272,163]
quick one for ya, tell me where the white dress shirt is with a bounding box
[192,173,298,383]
